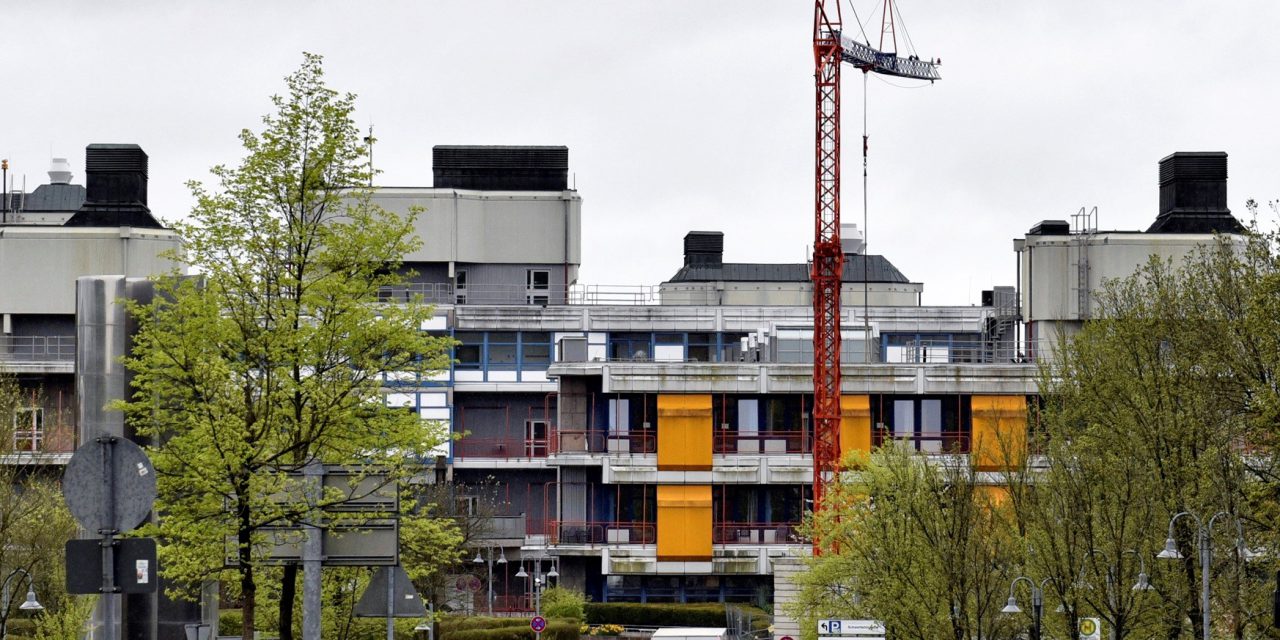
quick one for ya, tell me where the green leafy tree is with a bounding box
[118,53,453,638]
[790,447,1021,640]
[1030,240,1276,640]
[0,372,80,638]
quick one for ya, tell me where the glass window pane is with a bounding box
[523,344,551,364]
[488,344,517,366]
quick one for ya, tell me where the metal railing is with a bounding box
[714,430,810,454]
[550,520,656,545]
[0,336,75,362]
[453,436,549,459]
[550,430,655,455]
[713,522,802,544]
[872,430,971,454]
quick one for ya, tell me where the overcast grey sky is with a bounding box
[5,1,1278,305]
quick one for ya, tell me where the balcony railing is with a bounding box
[0,336,75,362]
[550,430,655,455]
[453,436,549,459]
[550,520,655,545]
[714,430,810,454]
[872,430,970,454]
[713,522,802,544]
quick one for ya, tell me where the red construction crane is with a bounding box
[810,0,939,549]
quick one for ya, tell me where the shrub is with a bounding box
[540,587,587,622]
[584,603,770,629]
[443,620,578,640]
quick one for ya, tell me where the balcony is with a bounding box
[714,430,810,455]
[550,430,655,455]
[872,430,970,454]
[713,522,802,545]
[550,520,655,545]
[453,436,549,459]
[0,336,75,364]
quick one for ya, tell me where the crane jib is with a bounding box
[832,31,941,81]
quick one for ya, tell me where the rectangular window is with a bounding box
[521,332,552,367]
[653,333,684,362]
[487,332,518,370]
[455,269,468,304]
[13,407,43,452]
[609,332,651,361]
[454,332,484,370]
[527,270,550,305]
[687,333,714,362]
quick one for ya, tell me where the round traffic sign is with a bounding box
[780,636,794,640]
[63,435,157,533]
[530,616,547,633]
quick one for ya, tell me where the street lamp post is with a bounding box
[1157,511,1257,640]
[0,568,43,640]
[516,552,558,639]
[1070,548,1154,640]
[1003,576,1052,640]
[473,545,507,616]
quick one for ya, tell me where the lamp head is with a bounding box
[1157,538,1183,560]
[498,550,508,564]
[547,566,559,579]
[473,552,484,564]
[515,565,528,578]
[1237,540,1260,562]
[1132,572,1152,591]
[19,588,42,611]
[1001,597,1022,615]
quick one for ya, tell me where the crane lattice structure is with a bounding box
[810,0,939,549]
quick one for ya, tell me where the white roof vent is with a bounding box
[840,223,865,254]
[48,157,73,184]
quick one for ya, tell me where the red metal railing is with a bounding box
[872,430,970,454]
[549,429,655,454]
[550,520,655,545]
[714,430,810,454]
[713,522,802,544]
[453,436,549,459]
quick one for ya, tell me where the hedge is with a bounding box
[584,603,770,629]
[219,609,428,640]
[443,621,579,640]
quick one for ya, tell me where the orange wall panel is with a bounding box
[971,395,1028,472]
[657,394,712,470]
[839,395,872,463]
[656,485,712,560]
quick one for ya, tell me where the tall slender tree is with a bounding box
[119,53,452,638]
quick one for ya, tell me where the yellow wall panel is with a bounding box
[657,394,712,470]
[839,395,872,463]
[656,485,712,560]
[971,395,1028,472]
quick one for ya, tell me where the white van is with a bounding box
[650,628,730,640]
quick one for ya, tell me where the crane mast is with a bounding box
[810,0,939,552]
[811,0,844,534]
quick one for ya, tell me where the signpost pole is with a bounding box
[100,436,118,640]
[386,565,395,640]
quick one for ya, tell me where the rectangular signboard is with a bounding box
[818,620,885,636]
[66,538,159,594]
[224,520,398,567]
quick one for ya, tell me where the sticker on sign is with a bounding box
[818,620,885,636]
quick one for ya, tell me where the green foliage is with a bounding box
[539,586,586,622]
[1016,235,1280,639]
[0,373,82,639]
[583,602,763,627]
[31,596,97,640]
[441,621,578,640]
[118,52,453,638]
[792,227,1280,640]
[218,608,428,640]
[791,446,1019,640]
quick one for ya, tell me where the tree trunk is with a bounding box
[280,563,298,640]
[239,496,256,640]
